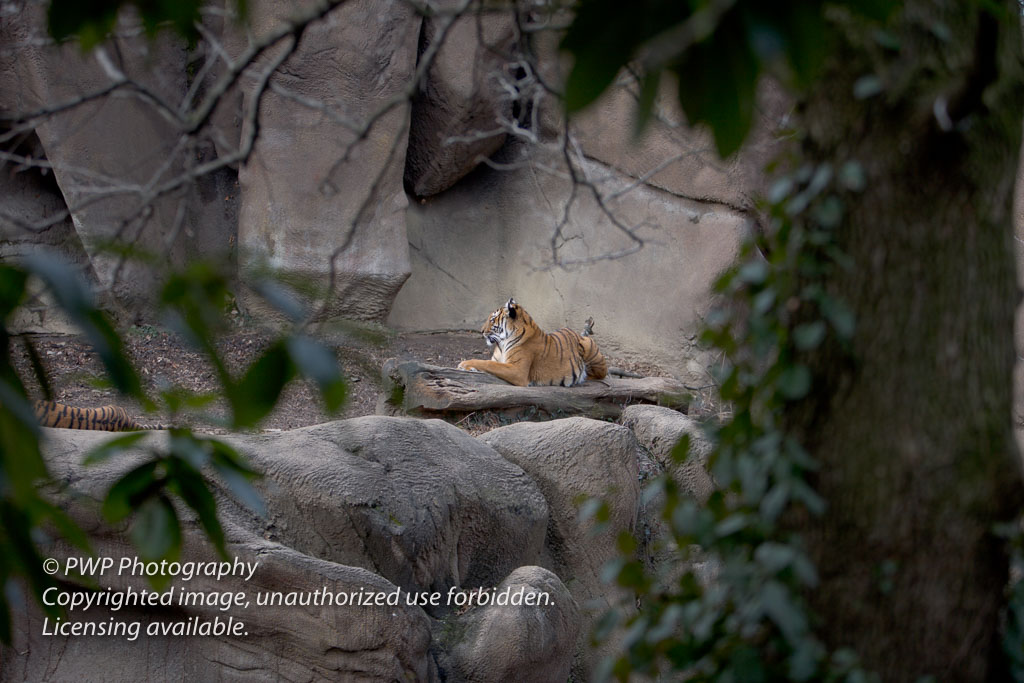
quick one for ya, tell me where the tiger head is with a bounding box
[480,297,532,348]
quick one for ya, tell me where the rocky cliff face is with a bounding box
[0,0,779,376]
[4,411,702,681]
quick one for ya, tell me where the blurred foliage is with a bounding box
[0,254,346,637]
[589,159,873,681]
[566,0,1024,679]
[999,521,1024,681]
[47,0,247,48]
[561,0,898,157]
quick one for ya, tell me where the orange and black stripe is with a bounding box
[33,400,164,431]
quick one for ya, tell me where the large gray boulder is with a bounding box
[439,565,580,683]
[404,7,515,197]
[3,418,581,680]
[479,417,640,676]
[620,404,722,590]
[230,0,419,321]
[5,428,436,682]
[227,416,550,607]
[619,404,715,503]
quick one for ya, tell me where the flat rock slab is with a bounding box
[379,359,689,419]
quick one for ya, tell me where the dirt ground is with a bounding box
[11,324,671,434]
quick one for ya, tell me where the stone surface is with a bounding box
[440,566,580,683]
[388,143,747,380]
[379,359,689,419]
[0,132,99,333]
[619,404,715,503]
[2,419,594,679]
[0,6,236,316]
[405,7,515,197]
[566,77,787,211]
[223,416,549,609]
[231,0,419,321]
[4,428,437,682]
[479,417,641,677]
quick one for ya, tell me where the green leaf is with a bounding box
[715,514,748,538]
[578,497,605,522]
[791,478,827,516]
[729,645,768,683]
[668,433,692,464]
[819,295,856,340]
[752,288,776,315]
[754,542,796,573]
[83,432,150,465]
[0,389,48,499]
[286,336,347,413]
[210,440,266,517]
[675,10,761,158]
[760,482,790,521]
[777,364,811,399]
[561,0,638,112]
[792,321,826,350]
[641,475,667,505]
[600,556,627,585]
[41,503,93,554]
[747,3,828,89]
[761,580,806,642]
[0,266,28,320]
[167,458,225,556]
[633,68,661,138]
[23,254,145,401]
[131,495,180,562]
[838,161,867,192]
[229,341,295,428]
[738,260,769,285]
[252,280,306,323]
[592,609,622,643]
[48,0,203,47]
[103,461,160,522]
[616,530,638,555]
[169,430,211,469]
[47,0,120,45]
[769,176,795,204]
[616,561,647,589]
[853,75,884,99]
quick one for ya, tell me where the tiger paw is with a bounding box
[458,360,481,372]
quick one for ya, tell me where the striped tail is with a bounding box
[33,400,166,431]
[579,336,608,380]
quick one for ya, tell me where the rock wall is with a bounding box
[0,4,237,316]
[389,141,749,377]
[0,1,781,378]
[228,0,419,321]
[2,411,711,680]
[6,3,1023,388]
[389,43,786,379]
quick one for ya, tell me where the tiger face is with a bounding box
[481,297,520,348]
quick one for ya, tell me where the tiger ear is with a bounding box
[506,297,517,319]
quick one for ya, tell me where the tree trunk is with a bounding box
[794,2,1024,679]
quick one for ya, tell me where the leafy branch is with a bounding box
[0,253,347,637]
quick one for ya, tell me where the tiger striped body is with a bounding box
[33,400,163,431]
[457,298,608,387]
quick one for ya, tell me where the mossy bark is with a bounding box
[791,2,1024,679]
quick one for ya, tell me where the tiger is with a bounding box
[457,298,608,387]
[33,400,165,431]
